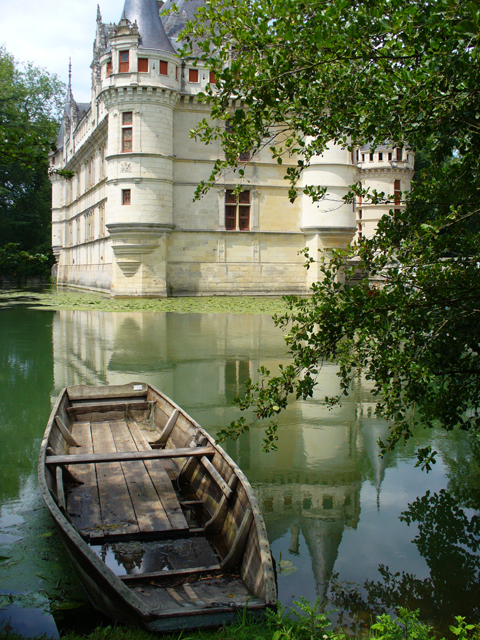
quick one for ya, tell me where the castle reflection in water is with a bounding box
[51,310,391,606]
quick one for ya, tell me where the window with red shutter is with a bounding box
[119,51,129,73]
[396,148,403,161]
[138,58,148,72]
[106,60,112,76]
[189,69,199,83]
[394,179,401,204]
[160,60,168,75]
[209,71,216,84]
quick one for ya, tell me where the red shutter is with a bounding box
[189,69,199,83]
[119,51,129,73]
[160,60,168,75]
[138,58,148,72]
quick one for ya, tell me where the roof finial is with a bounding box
[97,4,102,22]
[68,57,72,97]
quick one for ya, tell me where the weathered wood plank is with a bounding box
[204,474,238,533]
[221,509,254,570]
[55,416,80,447]
[90,421,139,538]
[127,420,189,532]
[120,564,221,583]
[56,466,66,510]
[67,383,148,401]
[155,409,179,446]
[67,401,151,417]
[111,421,172,532]
[71,396,148,407]
[200,456,233,500]
[46,446,216,466]
[67,422,104,536]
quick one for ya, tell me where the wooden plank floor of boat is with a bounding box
[67,419,189,539]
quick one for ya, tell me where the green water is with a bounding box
[0,302,479,637]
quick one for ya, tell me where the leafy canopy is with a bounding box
[0,47,64,251]
[180,0,480,462]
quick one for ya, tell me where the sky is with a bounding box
[0,0,125,103]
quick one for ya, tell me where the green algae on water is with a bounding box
[0,289,289,315]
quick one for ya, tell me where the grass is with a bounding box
[0,603,476,640]
[0,288,290,315]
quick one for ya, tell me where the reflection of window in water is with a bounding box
[303,497,312,510]
[264,496,274,512]
[323,496,334,510]
[284,495,292,508]
[225,360,250,403]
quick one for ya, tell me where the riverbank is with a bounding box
[0,606,474,640]
[0,288,289,315]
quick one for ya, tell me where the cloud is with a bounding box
[0,0,122,101]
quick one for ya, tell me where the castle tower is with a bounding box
[99,0,179,296]
[301,142,357,286]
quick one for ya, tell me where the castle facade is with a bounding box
[51,0,414,297]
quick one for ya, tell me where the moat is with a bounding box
[1,293,479,637]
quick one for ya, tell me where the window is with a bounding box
[394,179,401,205]
[396,147,403,161]
[160,60,168,75]
[356,150,359,162]
[119,50,129,73]
[106,60,112,76]
[122,112,132,152]
[209,71,216,84]
[189,68,199,83]
[122,189,131,205]
[239,151,250,162]
[369,153,374,161]
[138,57,148,72]
[358,209,362,220]
[361,153,365,162]
[122,128,132,152]
[378,152,383,161]
[225,190,250,230]
[388,152,392,161]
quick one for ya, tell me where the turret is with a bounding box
[99,0,180,296]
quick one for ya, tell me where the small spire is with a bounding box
[97,4,102,22]
[68,57,72,98]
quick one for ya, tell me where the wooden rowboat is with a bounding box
[38,382,277,632]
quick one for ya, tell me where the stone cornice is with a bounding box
[107,222,175,236]
[356,167,415,179]
[100,84,179,108]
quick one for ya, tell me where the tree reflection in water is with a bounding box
[330,487,480,627]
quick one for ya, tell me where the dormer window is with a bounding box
[119,51,129,73]
[138,58,148,73]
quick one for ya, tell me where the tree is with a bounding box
[180,0,480,461]
[0,47,64,252]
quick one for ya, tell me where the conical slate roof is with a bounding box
[161,0,207,42]
[122,0,176,53]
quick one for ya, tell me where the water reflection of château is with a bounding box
[52,309,389,601]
